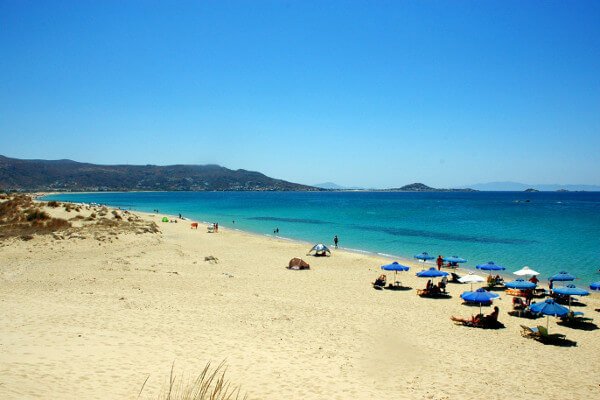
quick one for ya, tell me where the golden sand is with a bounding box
[1,201,599,399]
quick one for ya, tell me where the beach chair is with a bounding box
[520,325,540,339]
[521,325,567,344]
[417,288,450,298]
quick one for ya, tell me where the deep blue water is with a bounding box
[43,191,600,285]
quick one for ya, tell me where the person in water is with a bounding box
[333,235,339,248]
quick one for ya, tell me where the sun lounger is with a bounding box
[417,289,450,298]
[508,309,541,319]
[521,325,567,344]
[451,316,504,329]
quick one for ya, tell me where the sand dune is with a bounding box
[1,201,598,399]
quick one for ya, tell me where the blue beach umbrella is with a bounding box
[381,262,410,283]
[590,282,600,291]
[548,271,575,282]
[552,284,590,311]
[529,299,569,331]
[416,267,449,278]
[414,252,435,262]
[476,261,506,274]
[416,268,449,290]
[461,288,500,315]
[443,256,467,264]
[504,279,536,290]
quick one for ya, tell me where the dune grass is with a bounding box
[139,361,247,400]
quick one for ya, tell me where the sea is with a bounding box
[43,191,600,285]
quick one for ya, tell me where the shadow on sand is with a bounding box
[384,285,413,291]
[536,338,578,347]
[557,320,599,331]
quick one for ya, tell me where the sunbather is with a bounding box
[373,274,386,287]
[451,307,500,328]
[512,297,526,310]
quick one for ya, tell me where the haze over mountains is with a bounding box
[466,181,600,191]
[315,181,600,191]
[2,156,598,192]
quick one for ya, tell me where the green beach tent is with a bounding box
[161,217,169,222]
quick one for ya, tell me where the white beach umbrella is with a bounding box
[458,273,486,290]
[513,266,540,276]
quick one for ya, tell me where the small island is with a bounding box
[524,188,540,193]
[386,182,478,192]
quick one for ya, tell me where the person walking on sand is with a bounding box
[333,235,339,248]
[437,255,443,270]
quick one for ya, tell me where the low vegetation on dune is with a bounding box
[0,194,160,241]
[0,194,71,240]
[140,362,247,400]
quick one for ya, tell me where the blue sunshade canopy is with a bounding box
[476,261,506,271]
[552,284,589,297]
[549,271,575,281]
[529,299,569,317]
[416,267,449,278]
[460,288,500,303]
[414,252,435,261]
[381,261,410,272]
[443,256,467,263]
[504,279,537,290]
[590,282,600,291]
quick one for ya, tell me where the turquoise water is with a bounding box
[43,191,600,285]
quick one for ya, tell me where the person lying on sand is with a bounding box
[451,307,500,327]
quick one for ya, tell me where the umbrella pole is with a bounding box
[546,316,549,331]
[479,302,482,316]
[568,296,572,312]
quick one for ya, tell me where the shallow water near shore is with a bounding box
[44,191,600,285]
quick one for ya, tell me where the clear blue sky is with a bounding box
[1,1,599,188]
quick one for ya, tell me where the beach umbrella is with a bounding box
[414,252,435,263]
[552,284,590,311]
[513,266,540,276]
[416,267,449,278]
[458,273,486,290]
[529,299,569,331]
[443,256,467,264]
[548,271,575,282]
[590,282,600,291]
[381,262,410,283]
[504,279,536,290]
[476,261,506,274]
[308,243,331,256]
[461,288,500,315]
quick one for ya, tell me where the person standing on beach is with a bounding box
[333,235,339,248]
[437,255,443,270]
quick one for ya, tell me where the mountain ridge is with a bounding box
[0,155,319,192]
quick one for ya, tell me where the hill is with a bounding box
[387,183,477,192]
[0,155,319,192]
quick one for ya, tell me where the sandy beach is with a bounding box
[1,198,599,400]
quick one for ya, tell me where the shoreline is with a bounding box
[38,193,478,279]
[2,194,599,399]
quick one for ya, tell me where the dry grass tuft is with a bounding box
[0,195,71,239]
[139,362,247,400]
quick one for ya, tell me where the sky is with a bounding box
[1,1,599,188]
